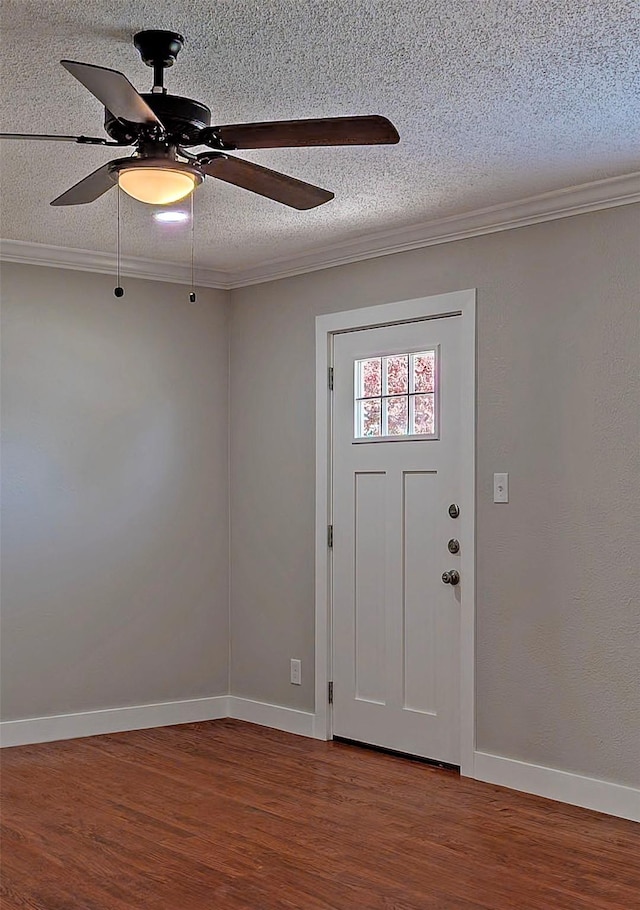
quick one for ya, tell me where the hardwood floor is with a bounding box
[1,720,638,909]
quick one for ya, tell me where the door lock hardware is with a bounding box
[442,570,460,586]
[447,538,460,554]
[448,503,460,518]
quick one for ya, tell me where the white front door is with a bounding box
[331,315,463,765]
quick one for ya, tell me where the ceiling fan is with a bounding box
[1,30,399,210]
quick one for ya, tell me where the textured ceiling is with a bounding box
[1,0,639,273]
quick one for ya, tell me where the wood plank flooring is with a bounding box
[1,719,638,909]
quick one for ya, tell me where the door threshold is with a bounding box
[332,736,460,772]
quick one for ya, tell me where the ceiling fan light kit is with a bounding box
[1,28,399,210]
[116,159,202,205]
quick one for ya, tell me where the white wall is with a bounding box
[1,264,230,720]
[229,204,640,788]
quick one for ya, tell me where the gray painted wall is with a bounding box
[2,206,638,789]
[1,264,230,719]
[229,204,640,787]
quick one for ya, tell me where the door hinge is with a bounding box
[328,367,334,391]
[327,525,333,548]
[328,681,334,704]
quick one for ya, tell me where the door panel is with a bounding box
[354,471,386,705]
[332,316,462,764]
[402,470,438,715]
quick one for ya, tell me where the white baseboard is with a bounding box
[4,704,636,823]
[0,694,319,747]
[0,696,229,748]
[227,696,316,738]
[474,751,640,823]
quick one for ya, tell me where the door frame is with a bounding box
[314,290,476,776]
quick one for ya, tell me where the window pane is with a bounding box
[413,351,435,393]
[386,355,408,394]
[413,393,435,435]
[358,357,382,398]
[354,350,438,440]
[386,396,408,435]
[359,398,382,437]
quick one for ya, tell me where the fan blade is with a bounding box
[50,162,117,206]
[0,133,123,145]
[61,60,162,126]
[206,115,399,149]
[200,155,333,209]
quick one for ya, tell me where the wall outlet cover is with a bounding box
[290,658,302,685]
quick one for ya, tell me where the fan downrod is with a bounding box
[134,30,185,90]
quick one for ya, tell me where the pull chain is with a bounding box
[114,186,124,297]
[189,191,196,303]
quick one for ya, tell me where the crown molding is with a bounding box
[2,172,639,290]
[0,240,233,290]
[232,171,640,286]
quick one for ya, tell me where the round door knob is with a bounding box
[442,570,460,586]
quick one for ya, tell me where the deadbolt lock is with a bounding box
[448,503,460,518]
[442,570,460,586]
[447,538,460,554]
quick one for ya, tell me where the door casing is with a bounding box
[314,290,476,777]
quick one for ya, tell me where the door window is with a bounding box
[354,350,438,440]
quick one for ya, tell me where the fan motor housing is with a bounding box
[104,94,212,145]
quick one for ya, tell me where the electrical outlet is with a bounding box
[290,658,302,685]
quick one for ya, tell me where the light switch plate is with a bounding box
[493,473,509,503]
